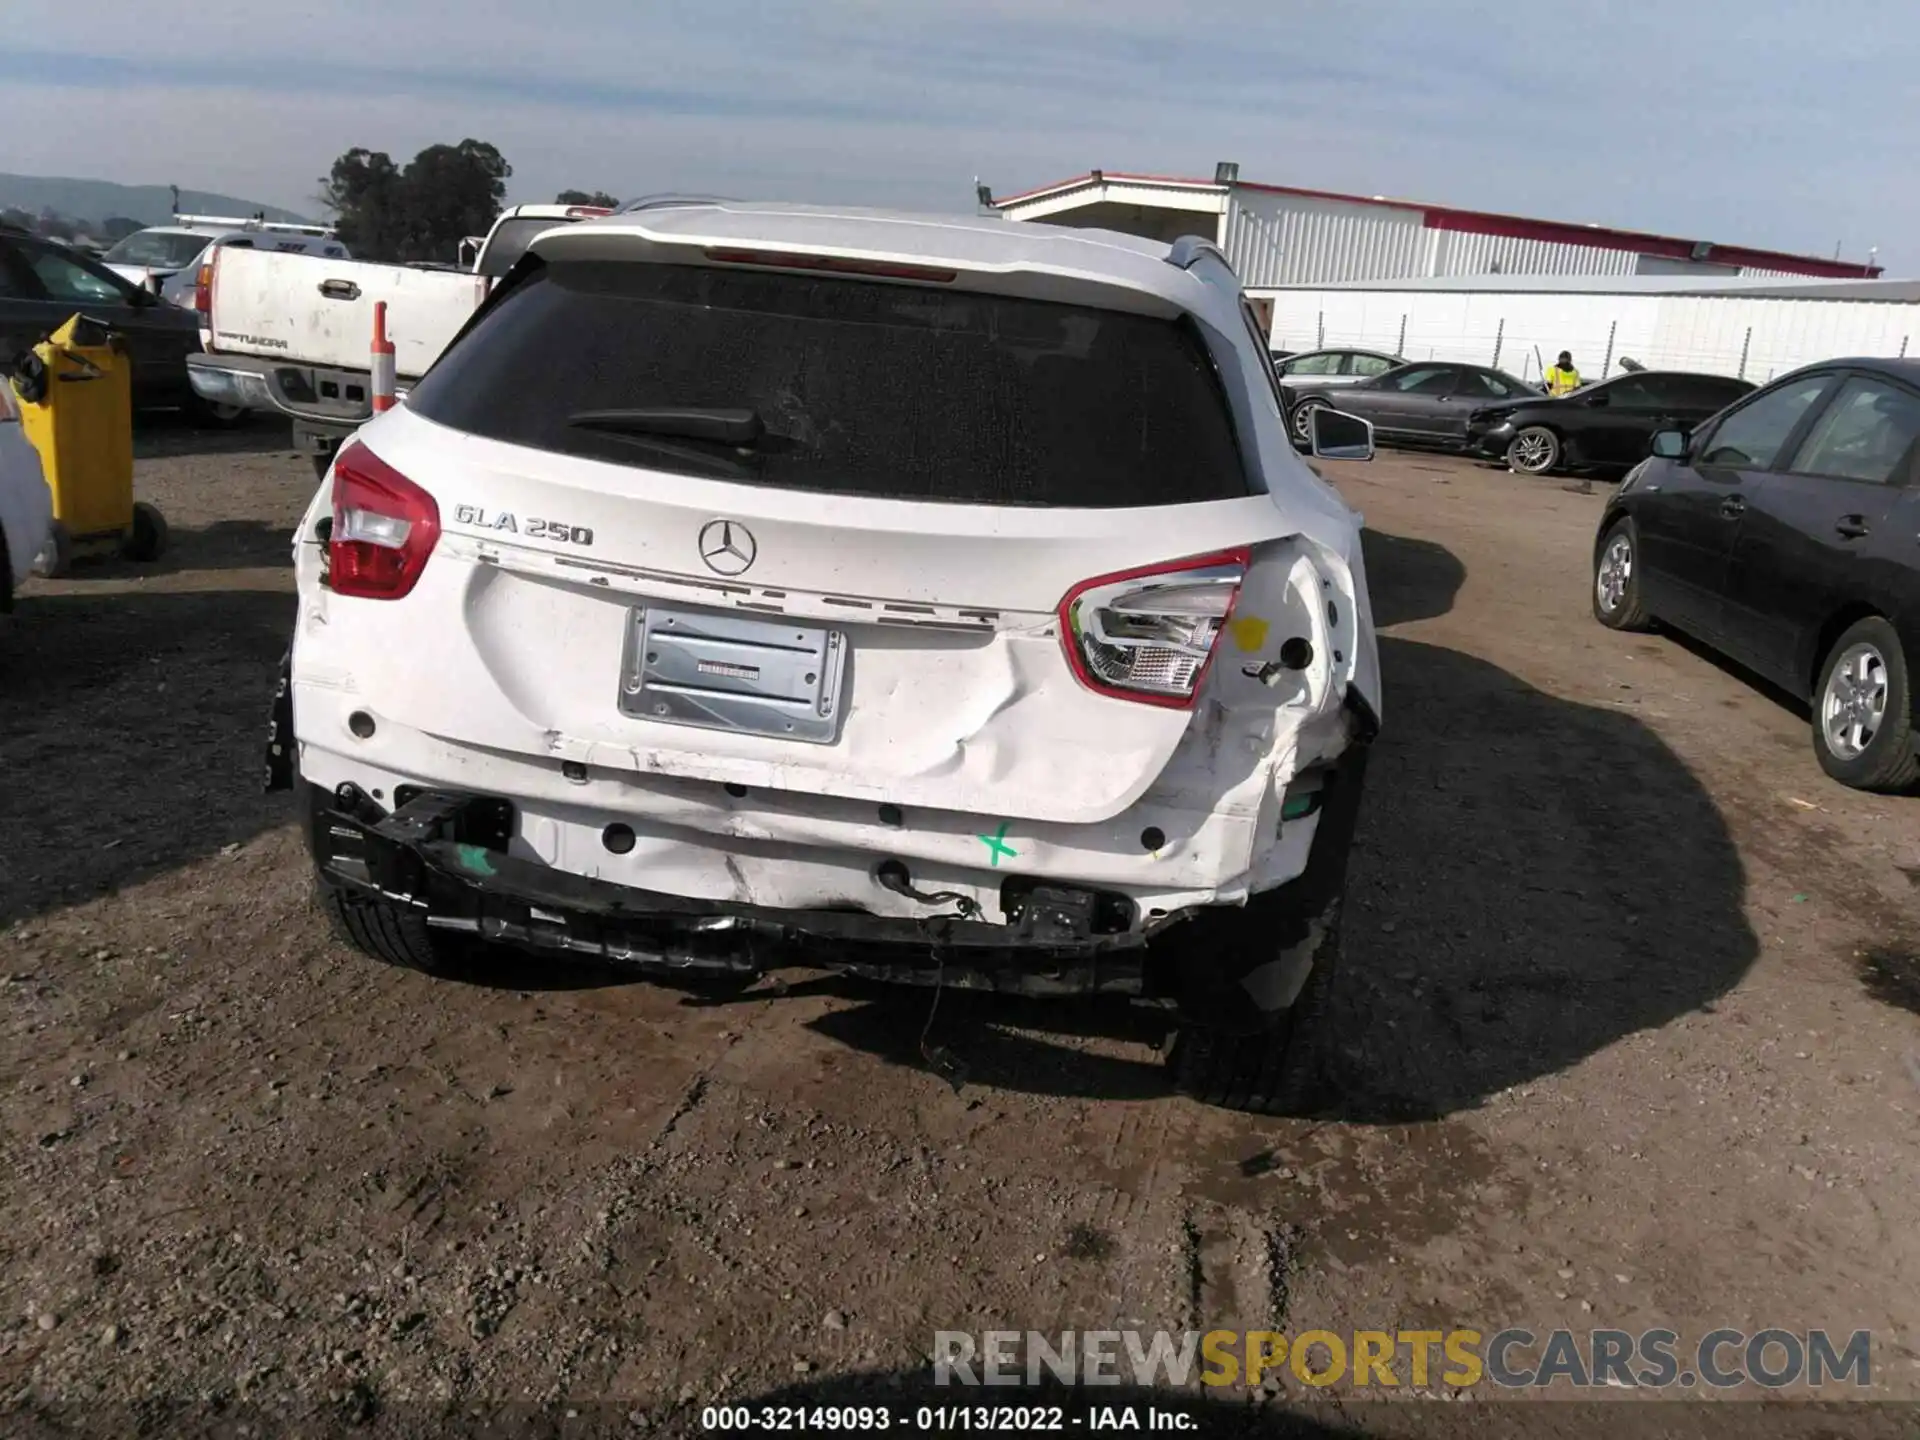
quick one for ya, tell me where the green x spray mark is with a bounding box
[978,821,1018,867]
[453,843,497,876]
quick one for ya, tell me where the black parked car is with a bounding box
[1592,358,1920,790]
[0,226,223,418]
[1467,370,1754,476]
[1288,361,1538,447]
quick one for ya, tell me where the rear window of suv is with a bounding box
[406,260,1250,508]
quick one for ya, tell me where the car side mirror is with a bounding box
[1650,428,1689,460]
[1310,407,1375,463]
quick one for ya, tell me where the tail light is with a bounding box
[1059,549,1249,708]
[564,206,614,219]
[328,442,440,600]
[193,255,215,317]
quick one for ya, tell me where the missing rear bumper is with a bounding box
[304,783,1151,997]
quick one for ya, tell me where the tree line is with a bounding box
[320,141,618,263]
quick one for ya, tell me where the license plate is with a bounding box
[618,607,847,744]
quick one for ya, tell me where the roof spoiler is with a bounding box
[1166,235,1228,271]
[618,193,739,214]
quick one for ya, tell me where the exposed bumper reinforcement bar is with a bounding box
[305,783,1153,998]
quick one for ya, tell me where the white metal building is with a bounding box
[1265,274,1920,387]
[988,168,1882,336]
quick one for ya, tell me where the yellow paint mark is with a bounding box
[1229,615,1271,654]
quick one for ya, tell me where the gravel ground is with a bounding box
[2,420,1917,1437]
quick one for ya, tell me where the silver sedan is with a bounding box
[1271,348,1406,394]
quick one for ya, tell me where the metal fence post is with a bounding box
[1492,317,1504,368]
[1601,319,1617,378]
[1902,335,1911,358]
[1396,314,1407,357]
[1317,311,1325,348]
[1737,327,1752,379]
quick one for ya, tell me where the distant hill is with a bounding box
[0,173,314,228]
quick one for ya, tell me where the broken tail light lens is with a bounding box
[1059,548,1249,708]
[328,442,441,600]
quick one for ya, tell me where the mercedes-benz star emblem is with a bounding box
[697,518,757,576]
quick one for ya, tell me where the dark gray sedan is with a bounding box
[1592,358,1920,790]
[1288,361,1542,446]
[0,226,215,416]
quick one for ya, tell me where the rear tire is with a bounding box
[1592,518,1653,631]
[1507,426,1560,475]
[1166,906,1344,1116]
[1812,616,1920,791]
[191,396,249,429]
[316,875,475,978]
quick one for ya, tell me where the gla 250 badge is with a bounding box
[452,504,594,547]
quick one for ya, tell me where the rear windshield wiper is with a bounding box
[569,428,760,480]
[568,407,764,446]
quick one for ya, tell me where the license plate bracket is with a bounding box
[618,607,847,744]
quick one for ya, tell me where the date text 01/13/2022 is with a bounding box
[699,1404,1198,1431]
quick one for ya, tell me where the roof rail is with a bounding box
[172,212,337,237]
[1165,235,1228,271]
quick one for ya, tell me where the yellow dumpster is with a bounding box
[9,312,165,578]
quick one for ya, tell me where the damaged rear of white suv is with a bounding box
[269,202,1383,1114]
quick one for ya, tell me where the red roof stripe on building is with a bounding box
[993,172,1880,280]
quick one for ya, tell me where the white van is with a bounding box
[103,215,349,308]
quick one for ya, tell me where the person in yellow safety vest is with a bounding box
[1544,351,1582,397]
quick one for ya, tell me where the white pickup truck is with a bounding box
[186,204,612,474]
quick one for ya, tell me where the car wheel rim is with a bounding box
[1820,642,1890,761]
[1293,403,1322,441]
[1511,433,1553,472]
[1596,534,1631,613]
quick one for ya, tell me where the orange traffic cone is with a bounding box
[370,301,396,414]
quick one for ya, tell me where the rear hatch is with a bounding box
[332,244,1316,825]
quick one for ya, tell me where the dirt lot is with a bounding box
[3,423,1918,1436]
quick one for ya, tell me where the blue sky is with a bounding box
[6,0,1914,268]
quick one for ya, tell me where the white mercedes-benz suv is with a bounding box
[270,201,1383,1113]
